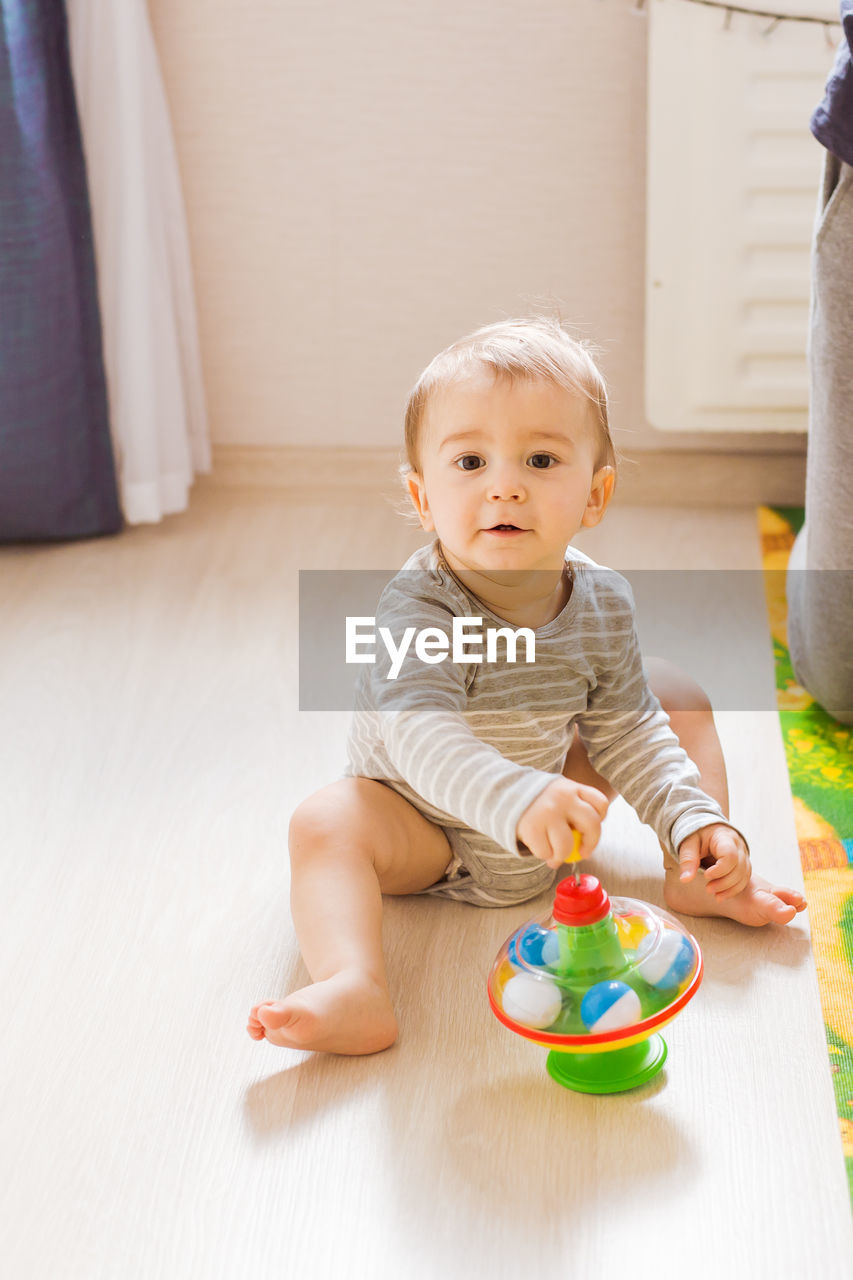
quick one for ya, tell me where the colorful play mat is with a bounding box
[760,506,853,1207]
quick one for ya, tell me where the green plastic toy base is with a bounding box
[546,1034,668,1094]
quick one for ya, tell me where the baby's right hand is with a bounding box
[516,778,610,870]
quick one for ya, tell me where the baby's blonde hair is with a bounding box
[402,316,615,476]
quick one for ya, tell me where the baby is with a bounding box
[248,318,806,1055]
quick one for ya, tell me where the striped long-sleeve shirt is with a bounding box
[345,540,729,861]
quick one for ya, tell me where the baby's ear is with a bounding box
[581,466,615,528]
[406,472,435,531]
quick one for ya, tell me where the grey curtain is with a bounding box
[0,0,121,540]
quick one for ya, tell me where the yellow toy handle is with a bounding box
[565,828,582,864]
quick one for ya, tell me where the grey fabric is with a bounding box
[0,1,121,540]
[787,152,853,723]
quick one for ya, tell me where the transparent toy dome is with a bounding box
[487,874,702,1089]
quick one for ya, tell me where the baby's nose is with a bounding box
[487,466,526,501]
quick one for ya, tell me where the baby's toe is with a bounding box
[759,891,797,924]
[255,1001,291,1031]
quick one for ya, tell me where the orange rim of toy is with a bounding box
[487,951,703,1050]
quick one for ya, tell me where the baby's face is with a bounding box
[407,368,613,576]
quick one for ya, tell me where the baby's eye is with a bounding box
[528,453,557,470]
[455,454,485,471]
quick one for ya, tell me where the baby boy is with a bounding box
[248,318,806,1055]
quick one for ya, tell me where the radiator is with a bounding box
[645,0,838,432]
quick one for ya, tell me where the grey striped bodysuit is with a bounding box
[345,541,727,906]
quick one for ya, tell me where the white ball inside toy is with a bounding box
[636,929,695,990]
[501,972,563,1029]
[580,980,642,1032]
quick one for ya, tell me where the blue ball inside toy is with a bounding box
[636,930,695,991]
[580,980,642,1033]
[509,924,560,970]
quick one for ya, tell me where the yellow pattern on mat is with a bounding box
[759,507,853,1201]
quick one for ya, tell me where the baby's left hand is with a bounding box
[677,823,751,901]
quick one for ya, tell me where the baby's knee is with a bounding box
[287,778,377,862]
[288,796,332,859]
[644,656,712,715]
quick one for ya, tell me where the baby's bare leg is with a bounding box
[247,778,452,1054]
[643,656,729,813]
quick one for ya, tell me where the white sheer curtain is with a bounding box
[67,0,211,524]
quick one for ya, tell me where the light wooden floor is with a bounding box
[2,485,851,1280]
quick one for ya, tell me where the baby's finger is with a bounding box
[711,880,749,902]
[678,834,701,882]
[516,823,548,864]
[575,784,611,821]
[570,804,603,857]
[709,827,745,863]
[533,836,560,868]
[547,818,586,866]
[537,846,562,870]
[703,855,735,883]
[524,816,565,868]
[706,855,747,896]
[536,824,563,869]
[709,854,742,881]
[705,863,748,897]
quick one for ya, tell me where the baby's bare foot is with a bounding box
[247,969,398,1055]
[664,867,807,927]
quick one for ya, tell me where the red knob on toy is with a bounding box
[552,874,611,926]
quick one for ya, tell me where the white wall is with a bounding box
[148,0,806,457]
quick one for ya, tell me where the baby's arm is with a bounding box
[361,588,567,856]
[379,694,610,871]
[374,675,558,857]
[574,573,748,867]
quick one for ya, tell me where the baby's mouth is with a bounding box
[486,523,527,533]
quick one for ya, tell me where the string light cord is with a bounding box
[634,0,842,40]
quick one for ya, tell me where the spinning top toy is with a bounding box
[487,872,703,1094]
